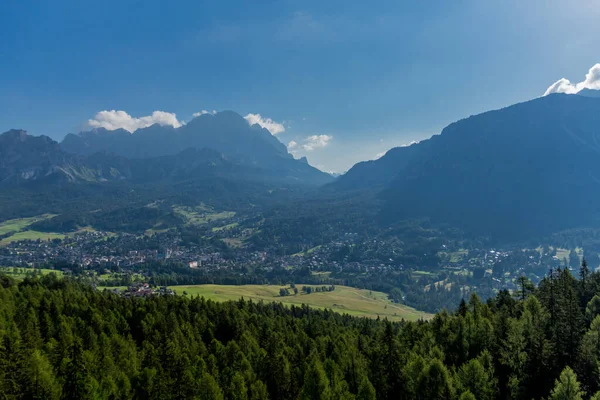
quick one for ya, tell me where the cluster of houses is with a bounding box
[104,283,175,298]
[0,231,232,269]
[1,223,575,300]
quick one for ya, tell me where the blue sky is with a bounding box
[1,0,599,172]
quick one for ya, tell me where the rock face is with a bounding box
[0,129,129,184]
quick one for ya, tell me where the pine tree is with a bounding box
[558,269,585,368]
[575,315,600,394]
[580,258,590,291]
[456,358,496,400]
[356,377,376,400]
[570,249,580,269]
[228,373,248,400]
[549,367,584,400]
[0,331,24,397]
[586,295,600,321]
[301,358,332,400]
[198,372,224,400]
[458,391,477,400]
[23,350,61,400]
[418,359,455,400]
[517,275,534,301]
[62,341,90,400]
[249,380,269,400]
[499,318,527,399]
[520,296,552,398]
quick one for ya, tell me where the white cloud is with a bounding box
[244,113,285,135]
[375,151,386,159]
[401,140,419,147]
[87,110,184,133]
[544,63,600,95]
[299,134,333,151]
[193,110,216,117]
[287,140,298,149]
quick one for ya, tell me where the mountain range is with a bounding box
[1,111,332,187]
[60,110,331,185]
[4,91,600,242]
[0,129,131,184]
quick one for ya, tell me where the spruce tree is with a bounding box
[198,373,224,400]
[549,367,584,400]
[301,358,332,400]
[62,341,89,400]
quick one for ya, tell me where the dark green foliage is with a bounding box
[388,287,403,303]
[2,269,600,399]
[549,367,584,400]
[301,358,332,400]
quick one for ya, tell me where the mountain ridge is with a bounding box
[330,93,600,240]
[60,110,330,185]
[0,128,330,187]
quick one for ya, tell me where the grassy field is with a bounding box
[212,222,239,232]
[96,286,128,292]
[170,284,431,321]
[0,214,57,236]
[0,267,64,280]
[291,245,323,257]
[412,270,434,276]
[173,205,236,226]
[437,249,468,263]
[222,238,244,248]
[97,272,145,283]
[144,227,171,236]
[0,215,101,245]
[0,226,102,245]
[1,231,67,245]
[554,247,584,263]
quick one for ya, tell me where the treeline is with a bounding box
[4,265,600,399]
[54,258,487,313]
[83,261,479,313]
[98,262,467,313]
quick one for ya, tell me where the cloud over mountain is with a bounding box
[244,113,285,135]
[193,110,216,117]
[87,110,184,132]
[544,63,600,95]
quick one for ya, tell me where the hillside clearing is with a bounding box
[1,231,67,245]
[0,214,57,236]
[172,284,431,321]
[0,267,64,280]
[173,205,236,226]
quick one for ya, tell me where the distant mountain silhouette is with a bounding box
[0,129,132,184]
[326,144,421,191]
[1,127,331,188]
[332,94,600,240]
[61,111,331,185]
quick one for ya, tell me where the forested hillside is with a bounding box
[2,267,600,399]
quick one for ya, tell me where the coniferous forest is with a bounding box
[1,264,600,399]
